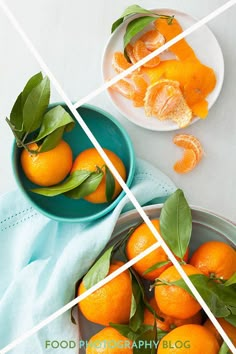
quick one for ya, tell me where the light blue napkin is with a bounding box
[0,158,176,354]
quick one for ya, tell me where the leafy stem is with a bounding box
[111,4,174,49]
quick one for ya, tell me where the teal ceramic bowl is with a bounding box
[12,104,136,222]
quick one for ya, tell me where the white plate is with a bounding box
[102,9,224,131]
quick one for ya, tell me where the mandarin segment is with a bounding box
[110,79,135,99]
[112,52,132,76]
[144,79,192,127]
[133,40,161,68]
[143,59,216,118]
[173,148,197,174]
[78,261,132,326]
[173,134,204,163]
[131,73,148,107]
[140,29,165,51]
[125,43,137,65]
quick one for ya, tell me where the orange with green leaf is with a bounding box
[8,73,125,204]
[110,4,217,127]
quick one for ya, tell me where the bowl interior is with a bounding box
[78,204,236,348]
[13,104,135,222]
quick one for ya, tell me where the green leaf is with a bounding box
[105,165,115,202]
[160,189,192,259]
[133,327,157,354]
[21,72,43,107]
[111,5,155,33]
[110,323,138,341]
[38,126,64,153]
[110,323,154,341]
[225,272,236,286]
[129,275,144,332]
[172,274,236,317]
[65,170,103,199]
[9,93,24,135]
[83,247,113,290]
[224,314,236,327]
[23,76,50,133]
[6,117,24,144]
[33,105,75,143]
[218,342,230,354]
[143,260,171,275]
[129,268,163,325]
[124,16,157,48]
[31,170,91,196]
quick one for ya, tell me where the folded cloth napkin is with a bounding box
[0,158,176,354]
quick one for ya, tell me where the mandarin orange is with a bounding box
[78,261,132,326]
[21,140,72,187]
[154,264,202,319]
[71,148,126,204]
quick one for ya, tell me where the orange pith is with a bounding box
[173,134,203,163]
[126,220,189,281]
[143,297,202,332]
[154,264,202,319]
[86,327,133,354]
[133,40,160,68]
[190,241,236,280]
[173,148,197,174]
[157,324,220,354]
[71,148,126,204]
[140,29,165,51]
[144,79,192,127]
[21,140,73,187]
[78,261,132,326]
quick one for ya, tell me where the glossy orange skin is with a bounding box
[126,220,189,281]
[204,318,236,348]
[86,327,133,354]
[154,264,202,320]
[190,241,236,280]
[157,324,220,354]
[71,148,126,204]
[21,140,73,186]
[144,297,202,332]
[78,261,132,326]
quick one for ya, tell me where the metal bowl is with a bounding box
[78,204,236,350]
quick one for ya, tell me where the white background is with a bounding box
[0,0,235,222]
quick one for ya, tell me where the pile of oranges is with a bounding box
[111,18,216,128]
[21,142,126,204]
[78,219,236,353]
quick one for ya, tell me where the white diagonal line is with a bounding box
[74,0,236,109]
[0,1,235,353]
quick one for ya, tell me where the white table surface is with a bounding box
[0,0,235,222]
